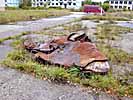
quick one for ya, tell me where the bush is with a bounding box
[102,3,110,11]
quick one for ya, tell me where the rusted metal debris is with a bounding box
[23,32,110,73]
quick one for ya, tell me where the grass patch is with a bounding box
[0,31,31,44]
[63,23,84,32]
[94,24,133,65]
[107,11,133,19]
[2,41,133,97]
[95,24,132,40]
[82,11,133,21]
[1,23,133,97]
[97,44,133,65]
[0,9,70,24]
[82,15,129,21]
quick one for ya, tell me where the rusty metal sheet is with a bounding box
[24,33,110,73]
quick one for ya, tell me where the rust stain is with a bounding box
[24,33,110,73]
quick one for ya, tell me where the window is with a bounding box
[120,1,123,4]
[60,2,63,5]
[40,2,43,5]
[68,2,71,5]
[124,6,126,8]
[56,3,58,5]
[119,6,122,8]
[73,3,76,5]
[129,1,132,4]
[52,3,54,5]
[115,1,118,4]
[115,6,117,8]
[124,1,127,4]
[128,7,131,10]
[111,1,114,4]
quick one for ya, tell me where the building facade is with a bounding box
[0,0,5,11]
[5,0,21,7]
[109,0,133,10]
[31,0,84,9]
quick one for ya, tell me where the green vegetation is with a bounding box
[2,48,133,96]
[63,23,83,32]
[19,0,31,9]
[95,24,133,64]
[82,15,129,21]
[82,11,133,21]
[0,32,31,44]
[97,44,133,65]
[102,3,110,11]
[95,24,132,40]
[108,11,133,19]
[1,19,133,97]
[2,35,133,97]
[83,0,92,5]
[83,0,101,5]
[0,9,70,24]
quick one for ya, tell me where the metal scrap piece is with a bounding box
[23,33,110,73]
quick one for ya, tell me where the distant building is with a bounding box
[0,0,5,11]
[5,0,21,7]
[109,0,133,10]
[31,0,85,9]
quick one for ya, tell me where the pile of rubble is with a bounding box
[23,32,110,73]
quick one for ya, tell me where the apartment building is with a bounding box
[5,0,20,7]
[0,0,5,11]
[31,0,84,9]
[109,0,133,10]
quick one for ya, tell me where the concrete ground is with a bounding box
[0,12,132,100]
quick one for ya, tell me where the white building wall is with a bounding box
[109,0,133,10]
[0,0,5,11]
[31,0,84,9]
[5,0,20,7]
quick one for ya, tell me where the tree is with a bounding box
[19,0,31,8]
[83,0,92,5]
[104,0,109,3]
[102,3,110,11]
